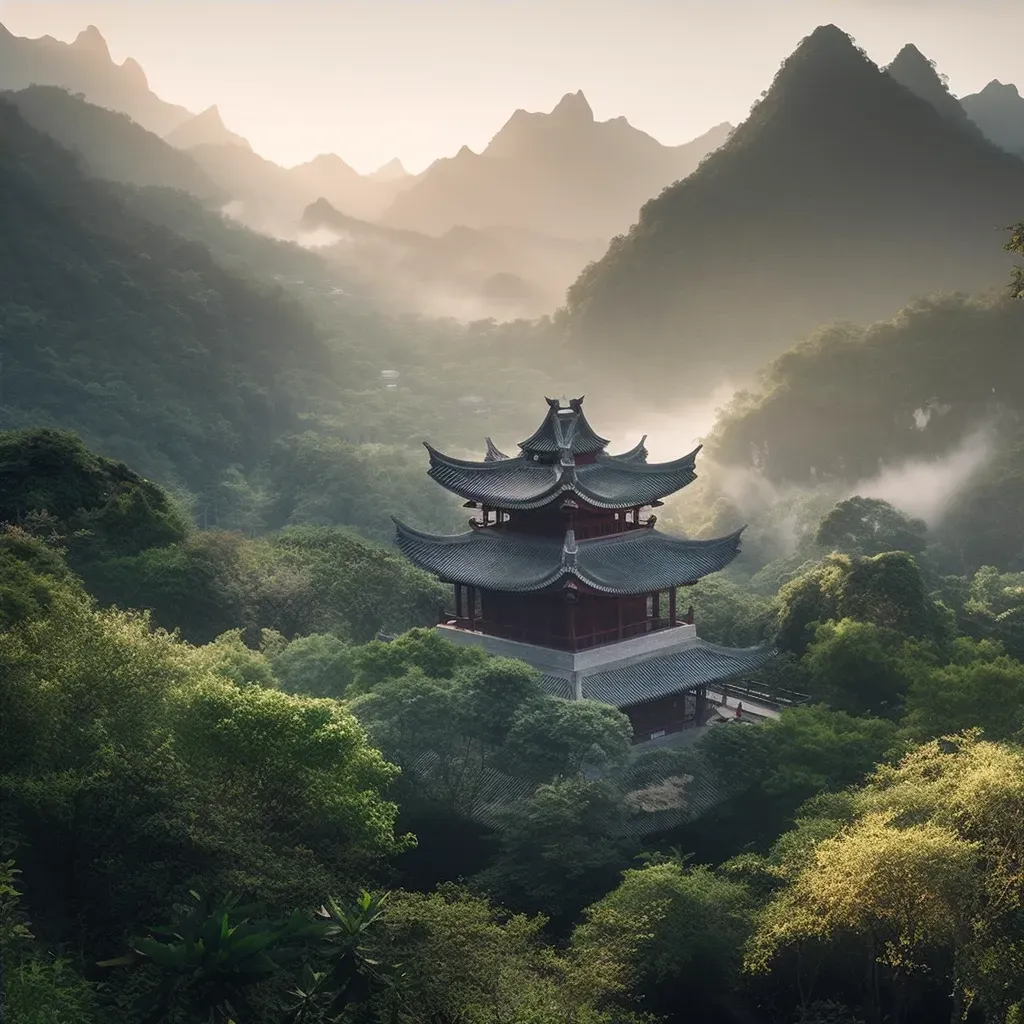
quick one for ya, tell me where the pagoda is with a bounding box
[395,397,773,742]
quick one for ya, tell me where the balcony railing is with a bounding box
[439,614,690,652]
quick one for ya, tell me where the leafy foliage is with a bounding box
[0,98,332,489]
[814,496,927,557]
[0,428,189,564]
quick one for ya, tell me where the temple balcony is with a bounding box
[440,608,694,653]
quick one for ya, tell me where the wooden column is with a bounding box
[669,587,677,627]
[468,586,476,630]
[617,601,624,640]
[568,600,577,651]
[653,591,661,629]
[454,584,463,620]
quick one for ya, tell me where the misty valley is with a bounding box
[2,7,1024,1024]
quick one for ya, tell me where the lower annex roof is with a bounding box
[540,640,776,708]
[394,520,745,594]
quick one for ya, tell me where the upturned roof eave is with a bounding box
[393,520,746,594]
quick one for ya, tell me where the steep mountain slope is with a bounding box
[885,43,986,138]
[0,21,191,135]
[186,142,299,228]
[961,80,1024,153]
[706,293,1024,485]
[6,86,221,200]
[164,104,251,150]
[381,91,732,240]
[565,25,1024,390]
[0,98,333,488]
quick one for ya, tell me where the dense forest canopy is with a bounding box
[4,11,1024,1024]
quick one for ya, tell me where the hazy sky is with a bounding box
[2,0,1021,173]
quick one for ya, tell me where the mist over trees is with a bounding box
[3,10,1024,1024]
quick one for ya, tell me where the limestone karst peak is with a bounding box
[551,90,594,122]
[71,25,111,60]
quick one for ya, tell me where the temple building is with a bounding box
[395,396,774,742]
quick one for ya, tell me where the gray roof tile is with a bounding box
[539,640,777,708]
[425,444,700,510]
[394,520,744,593]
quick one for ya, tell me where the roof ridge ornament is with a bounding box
[519,395,609,457]
[484,437,509,462]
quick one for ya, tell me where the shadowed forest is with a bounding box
[2,10,1024,1024]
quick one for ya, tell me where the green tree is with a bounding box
[499,698,632,781]
[802,619,919,718]
[699,703,898,848]
[473,779,635,925]
[573,861,754,1019]
[748,734,1024,1023]
[903,640,1024,741]
[0,428,188,565]
[814,496,927,557]
[1,585,404,955]
[271,632,355,698]
[354,886,633,1024]
[775,552,942,656]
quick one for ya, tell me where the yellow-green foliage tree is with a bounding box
[747,734,1024,1023]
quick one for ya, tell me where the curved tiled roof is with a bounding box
[425,444,701,510]
[518,396,609,455]
[577,641,776,707]
[394,520,745,593]
[609,436,648,463]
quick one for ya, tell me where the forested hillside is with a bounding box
[0,98,335,488]
[6,85,222,199]
[5,10,1024,1024]
[7,430,1024,1023]
[565,25,1024,394]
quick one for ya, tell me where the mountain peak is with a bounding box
[978,79,1021,99]
[371,157,408,181]
[767,24,872,94]
[551,90,593,122]
[164,104,251,150]
[195,104,225,126]
[71,25,110,60]
[889,42,931,68]
[886,42,982,134]
[887,42,945,89]
[120,56,148,87]
[961,78,1024,152]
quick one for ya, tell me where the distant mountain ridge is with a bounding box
[165,105,251,150]
[6,86,222,201]
[301,197,605,319]
[961,80,1024,154]
[0,96,331,487]
[0,20,191,135]
[885,43,985,139]
[380,90,733,240]
[564,25,1024,393]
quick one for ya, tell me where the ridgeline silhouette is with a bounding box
[381,90,732,240]
[565,25,1024,393]
[0,20,191,134]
